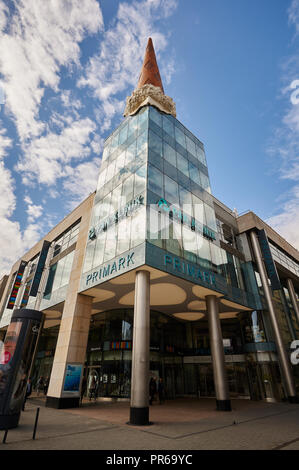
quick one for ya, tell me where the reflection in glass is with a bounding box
[130,207,146,248]
[204,203,217,231]
[134,164,146,196]
[163,115,174,138]
[175,126,185,147]
[164,175,179,205]
[182,226,197,263]
[177,153,189,178]
[116,218,131,255]
[148,164,163,196]
[150,107,162,127]
[149,130,162,157]
[93,232,106,267]
[197,235,211,270]
[163,142,176,167]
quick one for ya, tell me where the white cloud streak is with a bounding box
[267,0,299,250]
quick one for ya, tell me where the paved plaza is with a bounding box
[1,397,299,450]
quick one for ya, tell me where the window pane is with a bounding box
[183,226,197,263]
[189,161,200,185]
[128,116,138,138]
[186,135,196,157]
[192,195,206,225]
[177,154,189,178]
[130,207,146,247]
[119,124,128,145]
[138,107,148,127]
[163,142,176,167]
[103,226,117,262]
[93,231,106,267]
[204,204,217,231]
[97,167,107,190]
[116,217,131,255]
[163,115,174,138]
[102,146,109,162]
[149,130,162,156]
[166,220,182,257]
[200,172,211,193]
[148,164,163,196]
[197,235,211,269]
[179,187,192,216]
[150,107,162,127]
[134,164,146,196]
[100,193,112,219]
[125,141,136,165]
[137,130,147,155]
[175,126,186,147]
[115,151,126,176]
[196,145,206,165]
[111,185,122,212]
[105,161,115,183]
[122,174,134,203]
[164,175,179,205]
[61,252,74,286]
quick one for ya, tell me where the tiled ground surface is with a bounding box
[1,397,299,450]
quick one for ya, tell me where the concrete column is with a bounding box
[206,295,231,411]
[287,278,299,326]
[250,231,298,402]
[46,293,92,408]
[130,270,150,425]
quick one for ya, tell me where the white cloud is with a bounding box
[0,0,103,141]
[266,0,299,250]
[24,195,43,223]
[0,1,8,32]
[267,186,299,250]
[63,157,101,209]
[288,0,299,35]
[16,118,96,185]
[0,125,12,159]
[0,161,42,277]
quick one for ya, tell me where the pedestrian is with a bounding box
[22,379,32,411]
[149,377,157,405]
[81,375,87,404]
[36,376,44,396]
[158,377,165,404]
[89,374,97,401]
[43,377,49,395]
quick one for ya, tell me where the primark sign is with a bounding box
[84,246,221,293]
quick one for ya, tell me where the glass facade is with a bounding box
[82,105,256,310]
[84,309,252,400]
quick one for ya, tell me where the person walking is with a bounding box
[22,379,32,411]
[36,376,44,396]
[80,375,87,404]
[43,377,49,395]
[158,377,165,405]
[149,377,157,405]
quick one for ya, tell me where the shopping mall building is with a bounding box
[0,39,298,424]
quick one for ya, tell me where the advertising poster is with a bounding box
[63,364,82,394]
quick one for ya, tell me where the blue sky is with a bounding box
[0,0,298,276]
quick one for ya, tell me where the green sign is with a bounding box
[157,198,216,241]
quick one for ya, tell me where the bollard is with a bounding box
[32,407,40,440]
[2,429,8,444]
